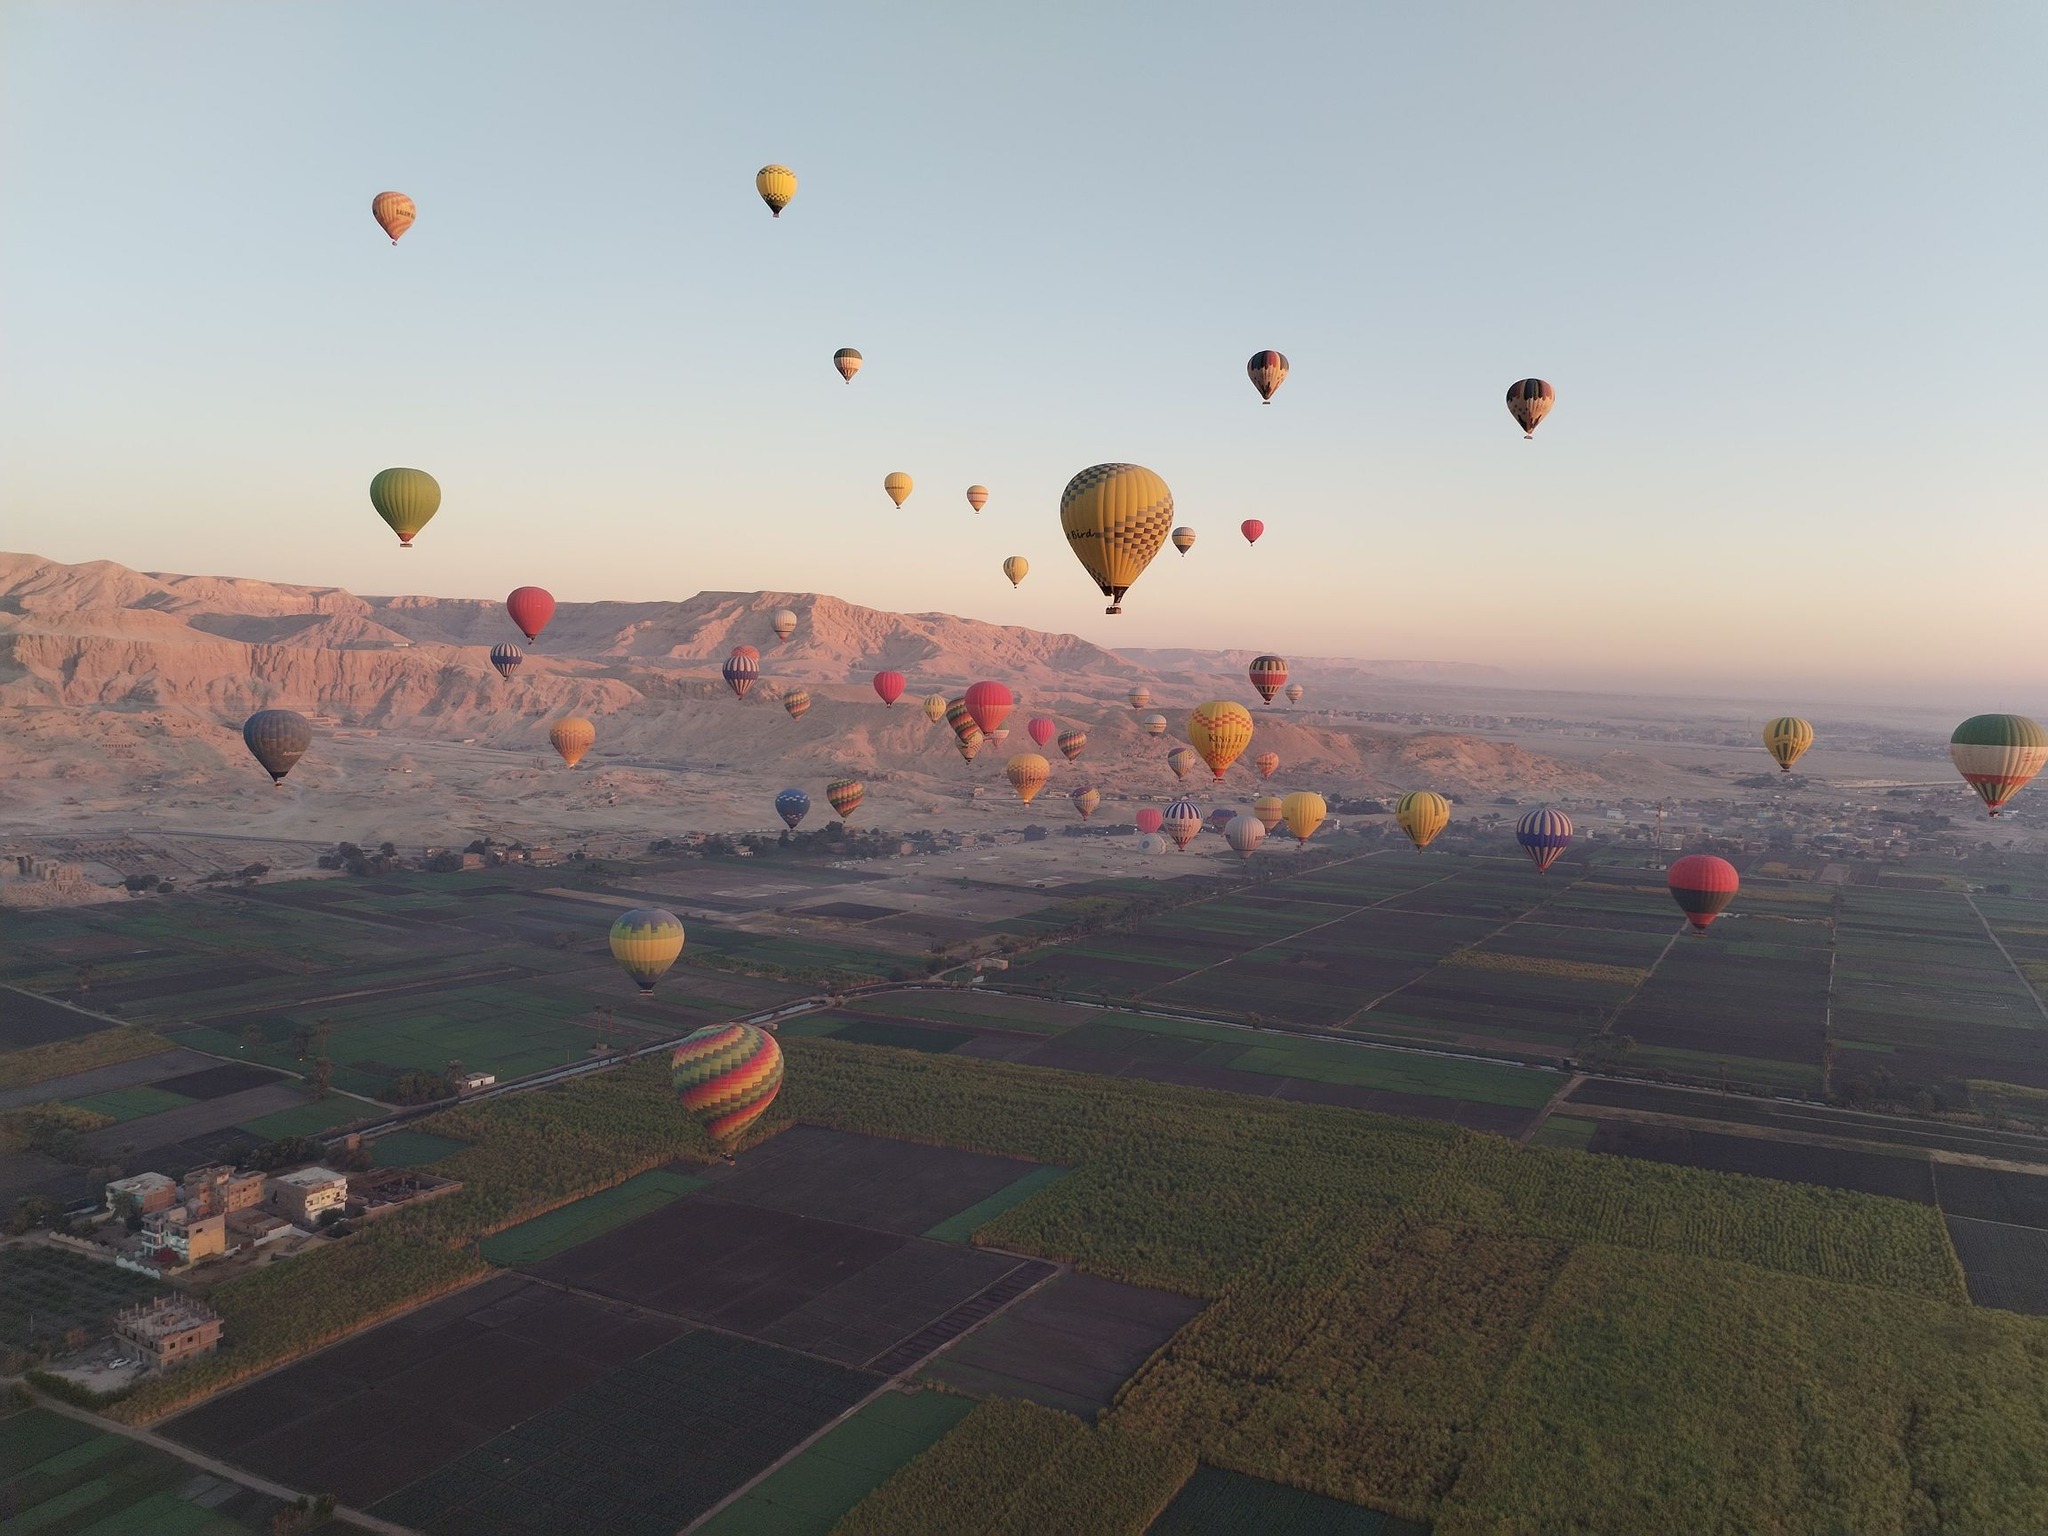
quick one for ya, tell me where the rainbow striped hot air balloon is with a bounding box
[1516,808,1573,872]
[1070,785,1101,819]
[1188,700,1254,781]
[1057,728,1088,762]
[827,777,864,820]
[723,646,760,700]
[1950,715,2048,817]
[1762,717,1814,773]
[1162,797,1203,851]
[609,908,684,993]
[1248,656,1289,704]
[1396,791,1450,851]
[783,689,811,720]
[1668,855,1738,931]
[489,643,523,679]
[673,1023,783,1148]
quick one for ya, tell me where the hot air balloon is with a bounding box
[1059,463,1173,615]
[1241,519,1264,546]
[775,788,811,830]
[370,191,415,244]
[1128,687,1153,710]
[771,609,798,644]
[1248,656,1289,704]
[489,643,523,680]
[673,1023,783,1148]
[964,682,1014,736]
[756,164,797,217]
[1281,791,1327,846]
[921,693,948,723]
[1135,807,1165,836]
[610,908,684,992]
[955,729,984,763]
[1138,833,1168,855]
[1668,854,1739,931]
[1254,751,1279,779]
[1057,728,1088,762]
[1163,797,1203,850]
[989,728,1011,747]
[1006,753,1051,804]
[1208,807,1235,833]
[826,777,864,820]
[1071,786,1101,819]
[884,472,913,508]
[1253,794,1285,831]
[833,348,862,382]
[1027,717,1056,748]
[783,689,811,721]
[1516,808,1573,872]
[966,485,989,513]
[1172,527,1196,555]
[1141,714,1168,737]
[370,468,439,548]
[1396,790,1450,851]
[1188,700,1254,781]
[1761,717,1814,773]
[723,646,760,700]
[1284,683,1304,705]
[1225,814,1266,859]
[870,671,905,708]
[506,587,554,644]
[1247,350,1288,403]
[1167,746,1199,782]
[945,699,983,754]
[1003,556,1029,588]
[550,717,595,768]
[1950,715,2048,816]
[242,709,312,785]
[1506,378,1555,438]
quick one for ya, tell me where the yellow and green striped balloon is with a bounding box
[1395,790,1450,850]
[1950,714,2048,817]
[673,1023,783,1145]
[609,908,684,993]
[1761,717,1814,773]
[370,468,440,548]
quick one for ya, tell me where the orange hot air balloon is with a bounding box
[1057,728,1088,762]
[1070,785,1101,819]
[549,717,595,768]
[963,681,1014,736]
[921,693,948,723]
[1247,350,1288,403]
[826,777,864,819]
[1253,794,1284,831]
[1005,753,1051,804]
[883,472,913,508]
[1167,746,1199,781]
[1247,655,1288,704]
[873,671,906,707]
[1188,700,1254,780]
[371,191,416,244]
[1255,752,1279,779]
[966,485,989,512]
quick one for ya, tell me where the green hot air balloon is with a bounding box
[242,709,312,785]
[370,467,441,548]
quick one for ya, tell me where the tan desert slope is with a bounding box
[0,553,1621,853]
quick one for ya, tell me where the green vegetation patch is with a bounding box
[64,1084,195,1122]
[0,1408,273,1536]
[369,1129,471,1167]
[235,1094,370,1140]
[0,1247,167,1354]
[1529,1114,1598,1149]
[481,1168,707,1266]
[1227,1037,1559,1107]
[925,1165,1071,1243]
[698,1389,973,1535]
[0,1027,173,1091]
[1150,1465,1421,1534]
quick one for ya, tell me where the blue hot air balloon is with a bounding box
[1515,807,1574,872]
[775,788,811,830]
[489,642,524,679]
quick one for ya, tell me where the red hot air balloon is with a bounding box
[1241,520,1264,546]
[723,646,760,700]
[1248,655,1288,704]
[506,587,555,644]
[1027,717,1056,748]
[873,670,906,708]
[1667,855,1739,932]
[963,681,1014,736]
[1134,807,1164,836]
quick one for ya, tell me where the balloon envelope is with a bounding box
[883,472,913,508]
[1167,746,1199,781]
[1027,717,1056,748]
[1516,808,1573,872]
[783,690,811,720]
[723,647,760,700]
[1761,717,1814,772]
[1253,794,1285,831]
[1134,807,1164,836]
[1003,556,1029,588]
[921,693,948,723]
[1188,700,1254,780]
[1172,527,1196,555]
[489,643,524,680]
[1225,814,1267,858]
[506,587,555,644]
[610,908,684,992]
[1163,796,1203,850]
[1284,683,1304,704]
[1281,791,1327,844]
[771,608,798,643]
[967,485,989,512]
[1248,655,1288,704]
[1060,463,1173,614]
[1950,714,2048,816]
[775,788,811,829]
[672,1023,783,1145]
[1071,786,1101,819]
[1005,753,1051,804]
[1396,790,1450,851]
[1255,752,1279,779]
[865,671,904,708]
[370,468,439,547]
[1247,349,1288,403]
[1057,729,1088,761]
[371,191,416,243]
[549,717,595,768]
[1668,854,1739,930]
[1127,686,1153,710]
[826,777,864,819]
[756,164,797,217]
[964,682,1014,736]
[833,347,862,382]
[1506,378,1555,437]
[243,709,312,784]
[1141,714,1168,737]
[1240,519,1264,545]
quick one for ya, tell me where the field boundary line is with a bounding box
[1520,1073,1587,1144]
[1592,924,1688,1038]
[0,980,129,1030]
[1961,892,2048,1025]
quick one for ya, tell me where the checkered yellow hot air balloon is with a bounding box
[1005,753,1051,804]
[1059,464,1173,615]
[756,164,797,217]
[1395,790,1450,851]
[609,908,684,993]
[1761,717,1814,773]
[672,1023,782,1147]
[1188,700,1254,781]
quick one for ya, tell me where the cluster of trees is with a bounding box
[314,841,400,875]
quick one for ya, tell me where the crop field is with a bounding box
[1149,1466,1424,1535]
[65,1082,195,1121]
[1944,1215,2048,1315]
[1582,1119,1938,1202]
[0,985,102,1049]
[479,1168,706,1265]
[1,1243,165,1353]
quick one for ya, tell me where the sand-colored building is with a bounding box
[264,1166,348,1226]
[181,1165,265,1217]
[115,1294,222,1372]
[105,1171,177,1217]
[140,1204,227,1264]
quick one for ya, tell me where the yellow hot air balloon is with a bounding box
[1005,753,1051,804]
[967,485,989,512]
[1281,790,1327,845]
[1395,790,1450,850]
[1762,717,1814,773]
[1253,794,1284,832]
[1187,700,1254,781]
[884,472,914,508]
[609,908,684,992]
[371,191,416,244]
[1003,556,1029,588]
[1060,463,1173,615]
[549,717,595,769]
[922,693,948,723]
[756,164,797,217]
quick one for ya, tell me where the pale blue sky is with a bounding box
[2,3,2041,698]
